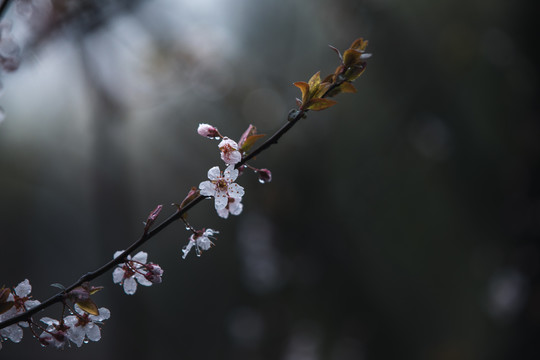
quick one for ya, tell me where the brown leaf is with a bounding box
[350,38,368,51]
[0,300,14,315]
[344,63,367,81]
[313,82,332,98]
[240,134,265,153]
[293,81,310,104]
[238,124,257,148]
[343,49,362,67]
[305,98,337,111]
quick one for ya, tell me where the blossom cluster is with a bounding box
[177,123,272,259]
[0,279,110,350]
[0,37,369,352]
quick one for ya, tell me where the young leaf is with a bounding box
[293,81,310,104]
[240,134,266,153]
[308,71,321,90]
[350,38,368,51]
[75,298,99,316]
[327,82,357,97]
[50,283,66,290]
[343,49,361,67]
[305,98,337,111]
[328,44,343,62]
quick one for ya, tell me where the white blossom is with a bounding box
[199,165,244,211]
[218,137,242,165]
[182,229,219,259]
[64,305,110,347]
[112,251,153,295]
[0,279,40,345]
[216,197,243,219]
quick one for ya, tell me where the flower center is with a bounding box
[215,178,228,191]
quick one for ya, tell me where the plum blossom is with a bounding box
[112,251,154,295]
[0,279,40,346]
[182,229,219,259]
[218,137,242,165]
[64,305,110,347]
[197,123,220,138]
[38,317,69,349]
[216,197,243,219]
[199,165,244,211]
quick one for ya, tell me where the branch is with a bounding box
[0,37,370,335]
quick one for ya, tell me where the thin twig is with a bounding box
[0,60,351,330]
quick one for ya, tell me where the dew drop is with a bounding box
[213,136,221,140]
[185,226,191,230]
[83,339,89,344]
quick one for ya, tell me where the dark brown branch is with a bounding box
[0,54,358,331]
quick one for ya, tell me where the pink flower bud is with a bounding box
[197,123,220,139]
[256,168,272,183]
[144,263,164,283]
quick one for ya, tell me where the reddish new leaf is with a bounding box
[240,134,266,153]
[343,49,361,67]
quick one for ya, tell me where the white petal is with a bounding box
[85,323,101,342]
[112,267,125,284]
[199,181,215,197]
[40,317,59,326]
[197,237,212,251]
[214,191,228,210]
[135,273,153,287]
[132,251,148,264]
[207,166,221,180]
[91,307,111,321]
[24,299,40,310]
[218,138,238,150]
[182,239,195,259]
[113,250,125,259]
[123,277,137,295]
[223,165,238,181]
[229,200,243,215]
[0,324,23,343]
[227,183,244,198]
[204,228,219,236]
[14,279,31,297]
[63,315,78,327]
[217,207,229,219]
[67,326,85,347]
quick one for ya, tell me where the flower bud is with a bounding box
[197,123,220,139]
[144,263,164,283]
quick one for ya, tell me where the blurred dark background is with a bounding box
[0,0,539,359]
